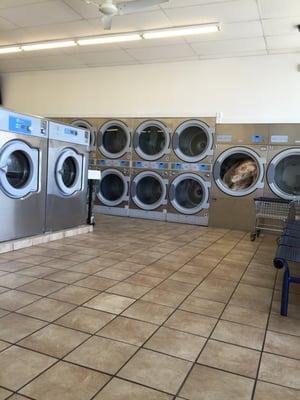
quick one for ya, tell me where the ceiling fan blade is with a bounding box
[102,14,113,30]
[118,0,169,15]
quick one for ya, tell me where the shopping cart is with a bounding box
[250,197,291,241]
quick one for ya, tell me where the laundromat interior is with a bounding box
[0,1,300,399]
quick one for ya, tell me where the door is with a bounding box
[131,171,167,210]
[173,120,214,162]
[97,169,129,206]
[98,120,131,159]
[134,120,170,161]
[213,147,265,196]
[170,173,209,215]
[55,148,83,196]
[267,149,300,200]
[72,120,97,151]
[0,140,39,199]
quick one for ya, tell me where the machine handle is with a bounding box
[172,132,179,148]
[133,133,139,148]
[169,184,175,201]
[0,165,8,174]
[58,169,64,175]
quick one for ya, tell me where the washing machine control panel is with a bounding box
[170,162,212,172]
[0,109,48,138]
[98,159,130,168]
[49,121,89,146]
[133,161,168,170]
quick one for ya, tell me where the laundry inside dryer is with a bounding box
[6,150,31,188]
[102,125,128,154]
[61,156,77,187]
[274,154,300,196]
[175,178,204,209]
[139,126,166,156]
[178,125,208,158]
[100,173,125,202]
[136,176,163,205]
[220,153,259,191]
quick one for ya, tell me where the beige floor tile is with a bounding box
[20,361,109,400]
[125,274,164,288]
[107,282,150,299]
[19,324,89,358]
[68,262,105,274]
[212,320,265,350]
[112,261,146,273]
[65,336,137,374]
[180,364,254,400]
[98,316,157,346]
[145,327,206,361]
[0,346,56,391]
[0,260,31,273]
[0,387,12,400]
[230,284,273,312]
[118,348,191,395]
[20,255,55,265]
[198,339,260,378]
[140,266,174,279]
[8,395,29,399]
[122,300,174,324]
[18,266,57,278]
[17,298,75,322]
[19,279,66,296]
[96,268,134,281]
[269,314,300,337]
[0,290,40,311]
[94,378,172,400]
[222,305,268,329]
[49,285,98,305]
[0,313,47,343]
[44,270,86,284]
[84,293,135,314]
[0,274,36,289]
[254,381,300,400]
[259,353,300,389]
[56,307,115,334]
[165,310,217,337]
[61,253,95,263]
[265,331,300,360]
[75,276,118,290]
[42,259,78,269]
[180,296,225,318]
[157,279,196,295]
[142,288,186,308]
[0,340,10,352]
[193,278,237,303]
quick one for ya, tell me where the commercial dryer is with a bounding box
[265,124,300,201]
[210,124,268,231]
[0,108,48,242]
[98,119,132,161]
[46,121,89,232]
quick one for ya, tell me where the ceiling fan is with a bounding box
[84,0,169,30]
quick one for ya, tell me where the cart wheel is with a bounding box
[250,233,256,241]
[256,229,261,238]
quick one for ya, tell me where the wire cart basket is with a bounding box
[251,197,291,241]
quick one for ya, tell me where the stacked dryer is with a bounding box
[167,118,215,226]
[95,119,132,216]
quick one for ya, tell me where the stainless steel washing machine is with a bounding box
[129,162,169,221]
[46,121,89,232]
[167,162,211,226]
[265,124,300,201]
[0,108,48,242]
[98,119,132,161]
[132,119,171,163]
[94,159,130,217]
[170,118,215,165]
[210,124,269,231]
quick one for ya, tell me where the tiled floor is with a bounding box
[0,214,299,399]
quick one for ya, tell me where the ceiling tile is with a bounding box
[0,16,18,31]
[72,48,134,64]
[266,34,300,50]
[0,0,47,9]
[191,37,266,56]
[162,0,236,8]
[0,0,81,27]
[126,43,196,61]
[63,0,101,19]
[262,17,300,36]
[0,29,26,45]
[258,0,300,18]
[164,0,260,25]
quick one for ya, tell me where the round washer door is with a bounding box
[170,173,209,215]
[134,120,170,161]
[267,149,300,200]
[55,148,83,196]
[0,140,38,199]
[72,120,97,150]
[173,120,214,162]
[213,147,265,197]
[131,171,167,211]
[97,169,129,206]
[98,120,131,159]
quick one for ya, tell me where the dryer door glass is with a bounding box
[136,176,163,205]
[135,122,170,161]
[100,174,124,202]
[179,126,208,159]
[61,157,77,188]
[274,154,300,197]
[103,125,128,155]
[6,151,30,189]
[175,178,203,209]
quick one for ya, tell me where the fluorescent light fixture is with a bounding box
[0,46,22,54]
[77,33,141,46]
[22,40,76,51]
[143,24,220,39]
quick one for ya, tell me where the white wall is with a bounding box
[2,53,300,123]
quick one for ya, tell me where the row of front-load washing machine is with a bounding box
[0,107,90,243]
[56,117,300,231]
